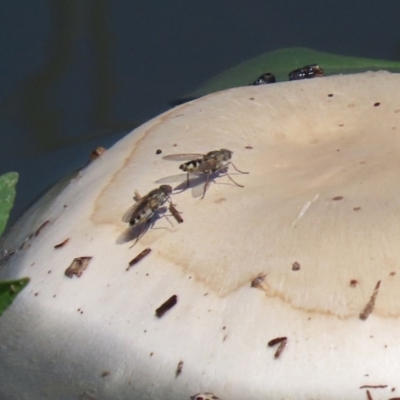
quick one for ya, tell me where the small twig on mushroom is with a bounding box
[175,360,183,377]
[127,248,152,271]
[169,203,183,224]
[360,385,388,389]
[268,337,288,358]
[54,238,70,249]
[359,280,381,320]
[155,295,178,318]
[366,390,373,400]
[35,220,50,236]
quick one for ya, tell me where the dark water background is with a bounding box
[1,1,400,225]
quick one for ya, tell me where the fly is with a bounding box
[123,185,174,245]
[289,64,324,81]
[160,149,248,198]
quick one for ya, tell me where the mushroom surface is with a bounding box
[1,71,400,400]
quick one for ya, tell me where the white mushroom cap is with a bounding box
[1,71,400,400]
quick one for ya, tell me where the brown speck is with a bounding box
[347,103,355,108]
[127,248,151,270]
[339,124,344,127]
[251,273,266,288]
[203,293,208,296]
[245,145,253,149]
[101,371,110,378]
[332,196,343,201]
[268,337,287,359]
[214,197,226,204]
[366,390,373,400]
[336,149,340,152]
[53,295,56,298]
[249,97,254,100]
[65,257,92,278]
[34,292,39,296]
[292,261,300,271]
[89,147,106,161]
[390,271,396,276]
[169,204,183,224]
[35,220,50,236]
[173,144,177,147]
[360,385,388,389]
[156,149,162,155]
[353,207,361,211]
[223,334,228,342]
[395,109,400,113]
[30,262,35,267]
[392,387,396,392]
[374,102,380,107]
[150,352,153,357]
[327,93,334,97]
[350,279,358,287]
[155,295,178,318]
[175,360,184,377]
[54,238,70,249]
[359,280,381,320]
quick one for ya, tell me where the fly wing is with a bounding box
[156,173,188,184]
[122,197,150,224]
[162,153,203,162]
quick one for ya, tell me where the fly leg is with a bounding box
[214,162,248,188]
[201,171,212,199]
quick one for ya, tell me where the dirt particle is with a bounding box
[292,262,300,271]
[156,149,162,155]
[389,271,396,276]
[101,371,110,378]
[34,292,39,296]
[65,257,92,278]
[150,352,153,357]
[327,93,334,97]
[338,124,344,127]
[89,147,106,161]
[353,207,361,211]
[332,196,343,201]
[251,273,266,288]
[350,279,359,287]
[374,102,381,107]
[245,145,253,149]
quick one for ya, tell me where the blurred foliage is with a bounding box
[0,172,30,316]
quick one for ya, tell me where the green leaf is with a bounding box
[0,172,18,237]
[179,47,400,102]
[0,278,30,317]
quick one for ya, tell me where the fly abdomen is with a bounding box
[130,209,153,226]
[180,159,202,172]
